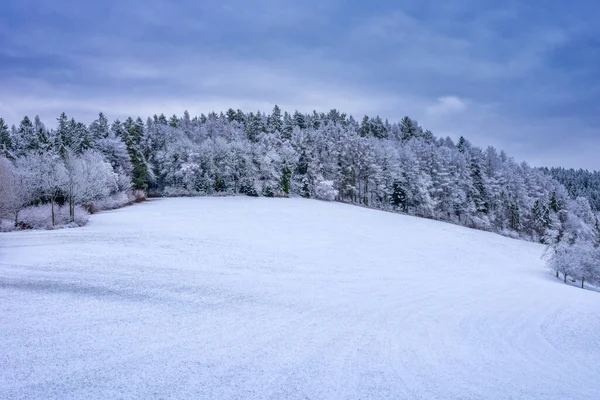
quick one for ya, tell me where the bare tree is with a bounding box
[1,156,36,226]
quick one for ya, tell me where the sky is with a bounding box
[1,0,599,169]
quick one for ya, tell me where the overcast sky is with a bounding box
[1,0,599,169]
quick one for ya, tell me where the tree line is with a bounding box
[1,106,599,287]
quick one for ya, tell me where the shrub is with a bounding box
[17,204,89,230]
[133,190,147,203]
[90,192,136,213]
[315,179,338,201]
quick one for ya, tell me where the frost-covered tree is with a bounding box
[2,106,599,246]
[36,153,68,226]
[65,150,117,220]
[545,240,599,287]
[0,118,13,158]
[0,156,36,225]
[89,112,110,141]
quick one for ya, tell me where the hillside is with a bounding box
[1,197,599,399]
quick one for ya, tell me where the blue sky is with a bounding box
[1,0,599,168]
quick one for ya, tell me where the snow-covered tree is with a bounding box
[314,178,338,201]
[36,153,68,226]
[545,240,599,287]
[0,118,14,158]
[2,106,599,249]
[0,156,37,225]
[66,150,117,220]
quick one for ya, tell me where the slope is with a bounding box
[1,197,599,399]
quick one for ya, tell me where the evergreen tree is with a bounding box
[281,164,292,196]
[532,199,551,241]
[54,112,71,158]
[245,112,265,142]
[71,120,92,153]
[293,110,306,129]
[391,181,409,212]
[89,112,110,141]
[0,118,12,158]
[268,105,282,133]
[281,112,294,140]
[468,156,488,214]
[33,116,52,152]
[17,116,36,154]
[122,117,149,190]
[550,191,561,213]
[226,108,237,123]
[457,136,469,154]
[235,109,246,124]
[155,113,168,125]
[400,116,419,141]
[358,116,370,137]
[169,114,179,128]
[370,116,387,139]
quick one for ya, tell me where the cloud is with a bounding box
[0,53,414,128]
[426,96,467,116]
[0,0,599,169]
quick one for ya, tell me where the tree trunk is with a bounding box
[581,278,585,289]
[556,270,559,278]
[14,209,19,227]
[563,273,567,283]
[51,199,55,226]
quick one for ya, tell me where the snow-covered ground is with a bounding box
[1,197,599,400]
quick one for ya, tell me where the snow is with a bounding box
[1,197,599,399]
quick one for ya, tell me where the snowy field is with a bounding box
[1,197,599,400]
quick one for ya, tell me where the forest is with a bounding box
[1,107,599,287]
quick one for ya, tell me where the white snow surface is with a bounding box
[1,197,599,400]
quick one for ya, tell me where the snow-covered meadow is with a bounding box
[1,197,599,399]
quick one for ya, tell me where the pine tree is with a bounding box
[469,156,488,214]
[89,112,110,141]
[122,117,149,190]
[370,116,387,139]
[155,113,168,125]
[550,191,561,213]
[181,110,192,133]
[268,105,282,133]
[33,116,52,152]
[17,116,36,154]
[400,116,419,141]
[358,116,370,137]
[296,150,311,198]
[245,112,265,142]
[226,108,236,123]
[457,136,468,154]
[169,114,179,128]
[391,181,409,212]
[54,112,71,158]
[235,109,246,124]
[532,199,551,241]
[0,118,12,158]
[293,110,306,129]
[72,120,92,153]
[281,164,292,196]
